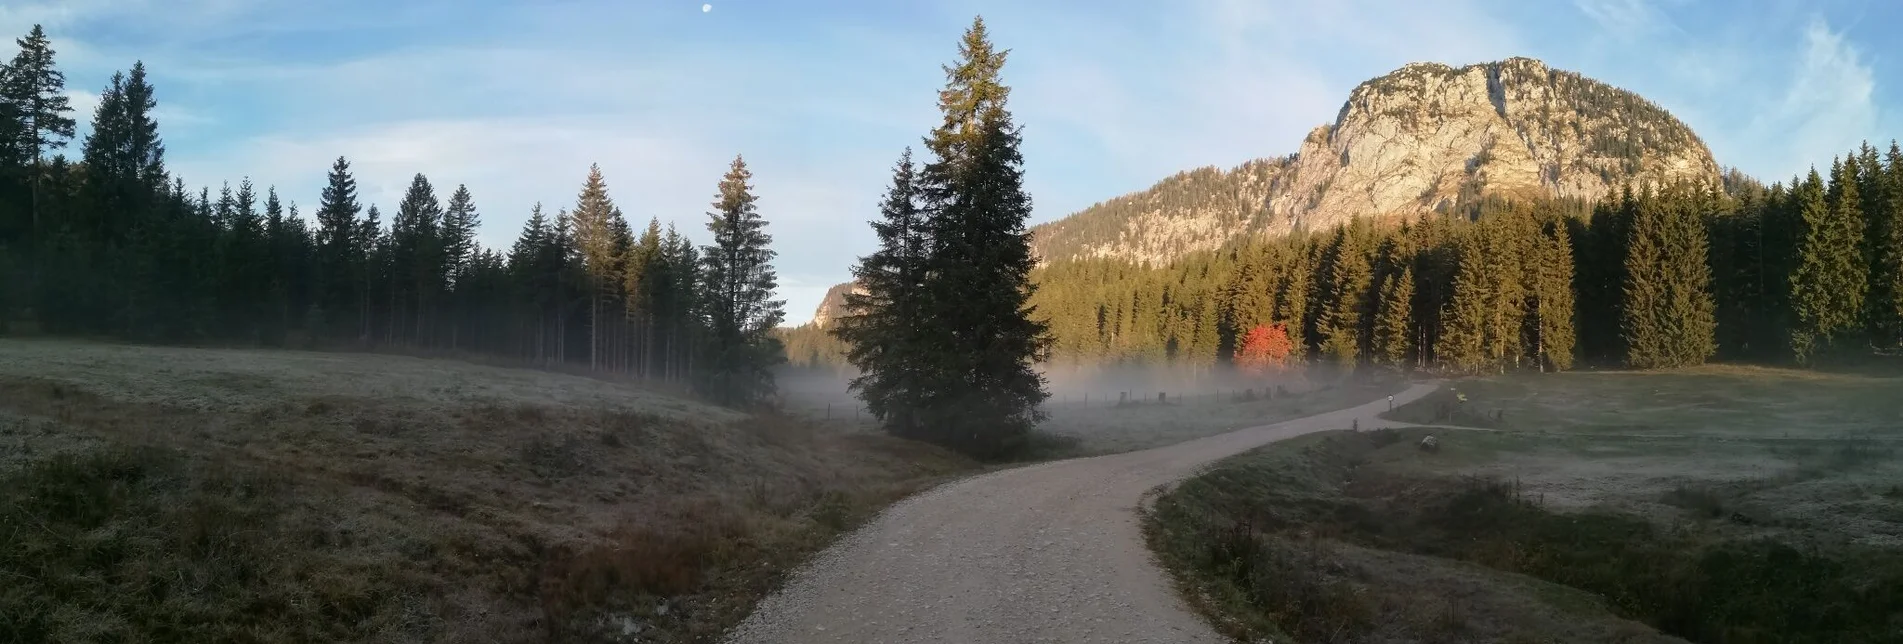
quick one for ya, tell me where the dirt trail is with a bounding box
[725,382,1441,643]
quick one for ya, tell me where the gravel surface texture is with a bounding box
[726,382,1441,643]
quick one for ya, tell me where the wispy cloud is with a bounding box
[1748,17,1880,180]
[1571,0,1683,37]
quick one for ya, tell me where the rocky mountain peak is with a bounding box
[1030,58,1720,265]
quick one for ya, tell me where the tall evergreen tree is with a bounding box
[6,24,75,242]
[390,173,442,344]
[1318,224,1373,367]
[571,164,622,368]
[1874,143,1903,348]
[909,16,1051,457]
[314,156,361,337]
[698,155,784,405]
[1529,219,1577,371]
[1372,266,1415,369]
[1791,164,1867,361]
[835,148,930,437]
[1440,233,1490,373]
[1623,185,1717,368]
[442,184,479,286]
[441,184,479,346]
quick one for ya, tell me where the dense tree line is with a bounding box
[832,17,1051,458]
[798,142,1902,376]
[1028,197,1588,375]
[0,25,783,404]
[1024,141,1902,373]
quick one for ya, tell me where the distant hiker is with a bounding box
[1387,395,1394,411]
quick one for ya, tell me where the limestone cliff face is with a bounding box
[1031,57,1721,264]
[809,282,862,330]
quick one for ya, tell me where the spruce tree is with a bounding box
[910,16,1051,457]
[1623,185,1717,368]
[1372,266,1415,369]
[1223,249,1274,338]
[440,184,479,347]
[389,173,443,344]
[1791,164,1867,361]
[698,155,785,405]
[1318,224,1373,367]
[571,164,622,368]
[1440,233,1490,373]
[6,25,75,241]
[358,204,385,342]
[1875,143,1903,348]
[1530,220,1577,371]
[836,149,930,437]
[442,184,479,285]
[314,156,361,337]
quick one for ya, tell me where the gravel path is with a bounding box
[725,382,1441,644]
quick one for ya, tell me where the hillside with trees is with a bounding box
[1021,143,1902,373]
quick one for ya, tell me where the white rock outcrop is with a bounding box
[1032,58,1721,265]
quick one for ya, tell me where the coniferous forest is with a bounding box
[8,16,1903,446]
[788,150,1903,378]
[0,26,785,405]
[1023,149,1903,373]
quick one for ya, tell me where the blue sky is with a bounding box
[8,0,1898,323]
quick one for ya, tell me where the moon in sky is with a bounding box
[702,4,711,11]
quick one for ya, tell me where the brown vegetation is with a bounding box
[0,339,973,643]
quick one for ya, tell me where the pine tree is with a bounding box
[1791,163,1867,361]
[1623,185,1717,368]
[624,218,666,376]
[1318,224,1373,367]
[1529,219,1577,371]
[6,25,75,244]
[911,16,1051,457]
[358,204,385,343]
[1222,249,1274,342]
[441,184,479,286]
[699,155,785,405]
[391,173,442,344]
[314,156,361,338]
[1874,143,1903,348]
[571,164,622,369]
[1274,241,1312,357]
[1372,266,1414,369]
[1440,233,1490,373]
[664,224,702,380]
[440,184,479,347]
[836,148,930,437]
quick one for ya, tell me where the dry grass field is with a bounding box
[1150,366,1903,644]
[0,339,973,643]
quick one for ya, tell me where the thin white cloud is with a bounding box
[1750,17,1880,181]
[1572,0,1685,37]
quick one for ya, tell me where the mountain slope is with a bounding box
[1031,57,1721,264]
